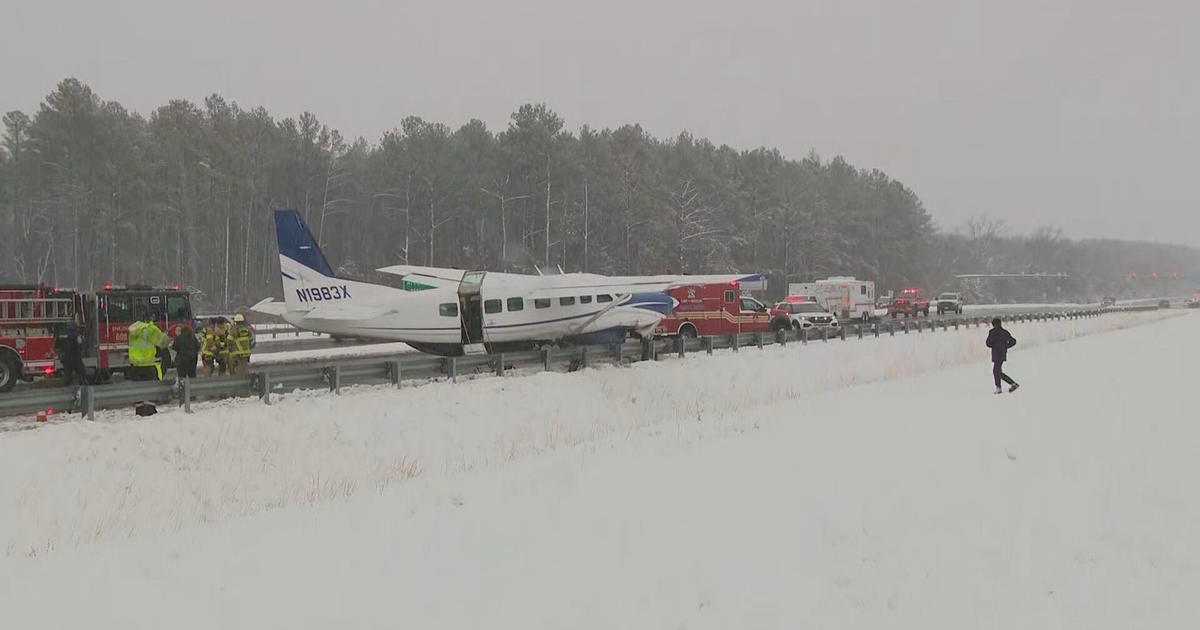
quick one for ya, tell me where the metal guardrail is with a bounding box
[0,308,1138,420]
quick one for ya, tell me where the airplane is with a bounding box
[252,209,764,356]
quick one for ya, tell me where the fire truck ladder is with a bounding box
[0,297,75,323]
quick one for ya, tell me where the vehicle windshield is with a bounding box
[791,303,825,313]
[938,293,957,299]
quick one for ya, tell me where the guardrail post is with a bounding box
[821,327,828,342]
[840,326,846,341]
[856,325,863,339]
[732,334,740,352]
[873,323,880,338]
[677,337,686,358]
[182,377,192,413]
[778,329,787,346]
[953,320,959,330]
[757,333,764,349]
[493,353,505,376]
[903,321,910,334]
[801,328,809,344]
[705,336,714,355]
[259,372,272,405]
[580,347,589,369]
[331,366,342,393]
[542,347,553,370]
[84,385,96,421]
[446,357,457,383]
[614,343,624,364]
[388,360,403,387]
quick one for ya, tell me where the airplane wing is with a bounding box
[512,273,766,300]
[375,264,466,289]
[662,273,767,289]
[250,297,288,317]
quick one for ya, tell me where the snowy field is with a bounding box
[1,310,1195,628]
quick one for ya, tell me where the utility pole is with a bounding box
[480,186,530,272]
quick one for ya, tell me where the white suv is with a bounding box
[774,301,839,330]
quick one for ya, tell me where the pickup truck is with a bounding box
[935,292,965,315]
[888,286,930,318]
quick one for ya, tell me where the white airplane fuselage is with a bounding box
[276,254,678,352]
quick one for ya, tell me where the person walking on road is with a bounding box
[171,325,200,379]
[986,317,1019,394]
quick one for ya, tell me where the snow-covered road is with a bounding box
[1,310,1194,628]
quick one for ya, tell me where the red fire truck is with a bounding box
[0,284,196,392]
[653,280,791,339]
[887,286,931,318]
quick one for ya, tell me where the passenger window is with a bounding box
[534,298,551,309]
[724,290,735,303]
[580,295,592,304]
[559,296,576,306]
[860,285,867,295]
[596,294,613,303]
[484,299,502,314]
[507,297,524,312]
[439,303,458,317]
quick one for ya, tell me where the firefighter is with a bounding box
[227,313,254,376]
[200,318,223,377]
[215,317,232,376]
[127,310,169,381]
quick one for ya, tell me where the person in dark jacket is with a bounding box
[985,317,1019,394]
[171,325,201,379]
[57,315,89,386]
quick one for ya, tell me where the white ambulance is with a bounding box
[786,277,877,322]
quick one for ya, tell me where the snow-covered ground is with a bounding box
[1,310,1194,628]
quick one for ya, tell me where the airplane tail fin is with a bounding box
[274,208,397,315]
[275,209,335,277]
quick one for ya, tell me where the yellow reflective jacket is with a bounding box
[200,327,222,358]
[128,321,168,367]
[228,324,253,357]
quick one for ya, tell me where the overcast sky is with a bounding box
[3,0,1197,246]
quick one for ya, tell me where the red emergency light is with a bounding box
[104,282,113,290]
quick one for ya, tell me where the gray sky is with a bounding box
[4,0,1198,246]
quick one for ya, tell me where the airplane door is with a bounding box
[458,271,486,346]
